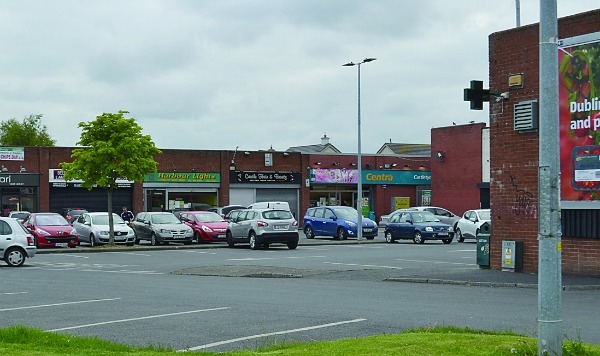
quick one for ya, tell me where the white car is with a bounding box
[73,212,136,246]
[0,217,36,266]
[455,209,491,242]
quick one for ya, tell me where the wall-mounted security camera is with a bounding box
[500,92,510,99]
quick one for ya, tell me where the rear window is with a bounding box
[262,210,293,220]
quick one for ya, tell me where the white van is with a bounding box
[247,201,291,211]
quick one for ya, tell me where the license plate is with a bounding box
[438,233,448,237]
[55,242,68,247]
[363,229,372,232]
[274,225,288,230]
[217,234,225,238]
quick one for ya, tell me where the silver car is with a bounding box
[73,212,136,246]
[407,206,460,229]
[226,208,299,250]
[132,212,193,246]
[0,217,36,266]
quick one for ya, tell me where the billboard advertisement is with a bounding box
[559,32,600,207]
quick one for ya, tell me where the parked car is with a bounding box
[379,214,390,228]
[132,212,193,246]
[303,206,378,240]
[384,210,454,244]
[455,209,491,242]
[8,211,30,224]
[224,209,244,222]
[407,206,461,229]
[247,201,290,211]
[208,205,247,218]
[226,208,299,250]
[22,213,78,248]
[73,212,136,246]
[63,208,88,225]
[179,211,228,243]
[0,217,36,266]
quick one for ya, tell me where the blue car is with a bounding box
[303,206,378,240]
[384,210,454,244]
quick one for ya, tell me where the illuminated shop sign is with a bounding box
[309,169,430,185]
[144,172,220,183]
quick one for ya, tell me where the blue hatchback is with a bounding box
[384,210,454,244]
[303,206,378,240]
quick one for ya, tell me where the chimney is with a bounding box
[321,133,330,145]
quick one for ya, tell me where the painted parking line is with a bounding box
[79,269,163,275]
[396,258,477,266]
[0,298,121,312]
[228,256,326,261]
[323,262,403,270]
[47,307,230,332]
[107,252,153,256]
[180,318,367,351]
[182,251,217,255]
[0,292,28,296]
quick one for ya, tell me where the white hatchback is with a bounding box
[455,209,491,242]
[0,217,36,267]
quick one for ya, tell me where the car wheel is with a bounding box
[456,228,464,242]
[5,247,25,267]
[249,232,260,250]
[287,241,298,249]
[150,233,159,246]
[194,232,201,244]
[413,231,425,244]
[90,234,96,247]
[226,231,235,248]
[304,226,315,239]
[442,238,453,244]
[385,231,395,243]
[336,227,346,240]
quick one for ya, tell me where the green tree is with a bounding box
[60,111,161,245]
[0,114,56,146]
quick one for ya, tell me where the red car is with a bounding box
[178,211,228,243]
[22,213,78,248]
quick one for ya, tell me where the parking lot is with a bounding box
[2,237,599,352]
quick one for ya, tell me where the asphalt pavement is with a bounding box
[35,237,600,290]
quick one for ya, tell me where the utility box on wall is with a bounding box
[501,240,523,272]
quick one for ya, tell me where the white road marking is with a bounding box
[228,256,326,261]
[323,262,403,270]
[182,251,217,255]
[52,254,89,259]
[107,252,153,256]
[448,249,476,253]
[79,269,164,275]
[47,307,230,332]
[300,247,330,251]
[0,298,121,312]
[179,318,367,351]
[0,292,28,295]
[396,258,477,266]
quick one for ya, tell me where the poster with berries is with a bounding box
[559,35,600,202]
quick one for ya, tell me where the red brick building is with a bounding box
[488,9,600,275]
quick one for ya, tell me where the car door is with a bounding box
[134,213,148,240]
[74,214,91,243]
[385,212,402,239]
[463,211,478,238]
[398,212,413,238]
[229,210,248,240]
[309,207,326,235]
[321,208,338,236]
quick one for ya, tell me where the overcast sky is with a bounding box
[1,1,597,153]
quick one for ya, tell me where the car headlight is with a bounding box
[344,220,357,227]
[159,229,171,234]
[99,231,110,236]
[448,227,453,232]
[35,228,51,236]
[201,225,213,232]
[425,227,433,232]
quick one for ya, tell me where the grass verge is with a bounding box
[0,325,599,355]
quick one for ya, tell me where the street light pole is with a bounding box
[343,57,376,241]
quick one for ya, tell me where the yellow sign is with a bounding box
[394,197,410,210]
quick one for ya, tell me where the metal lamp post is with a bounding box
[343,57,376,241]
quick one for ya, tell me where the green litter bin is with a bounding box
[476,221,490,268]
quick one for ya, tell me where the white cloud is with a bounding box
[0,0,597,153]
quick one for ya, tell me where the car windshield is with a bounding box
[411,212,440,223]
[10,212,29,219]
[151,214,181,224]
[478,210,491,220]
[36,215,70,226]
[332,207,358,219]
[91,214,126,225]
[261,210,293,220]
[194,212,225,223]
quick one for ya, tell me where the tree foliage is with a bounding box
[0,114,56,146]
[60,111,162,245]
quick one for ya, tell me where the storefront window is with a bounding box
[1,187,37,215]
